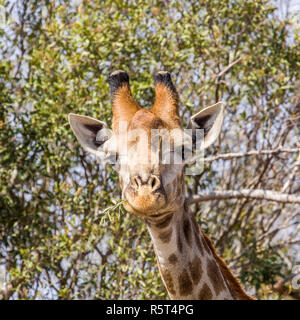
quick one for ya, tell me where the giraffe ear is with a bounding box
[188,102,225,150]
[68,113,110,155]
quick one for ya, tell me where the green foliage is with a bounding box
[240,242,284,290]
[0,0,299,299]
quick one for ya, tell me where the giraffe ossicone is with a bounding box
[68,70,254,300]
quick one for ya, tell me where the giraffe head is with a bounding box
[69,71,224,218]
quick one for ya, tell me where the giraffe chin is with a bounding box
[123,193,167,217]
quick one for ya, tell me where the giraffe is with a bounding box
[68,70,254,300]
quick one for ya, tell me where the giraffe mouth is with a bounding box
[123,188,167,216]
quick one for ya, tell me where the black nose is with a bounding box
[131,175,161,193]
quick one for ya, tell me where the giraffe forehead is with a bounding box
[129,109,165,131]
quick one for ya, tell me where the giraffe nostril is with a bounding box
[132,176,142,190]
[131,175,161,193]
[151,178,156,189]
[149,175,160,191]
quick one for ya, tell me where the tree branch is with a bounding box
[187,189,300,204]
[213,57,243,79]
[189,147,299,163]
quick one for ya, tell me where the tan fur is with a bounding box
[111,83,141,132]
[151,82,182,129]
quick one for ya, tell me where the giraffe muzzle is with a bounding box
[123,174,167,215]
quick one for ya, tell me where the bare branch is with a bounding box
[188,189,300,204]
[281,155,300,193]
[213,57,243,79]
[189,147,299,163]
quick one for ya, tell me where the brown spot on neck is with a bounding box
[168,253,178,265]
[207,258,227,296]
[198,283,213,300]
[189,256,203,285]
[159,228,173,243]
[178,270,193,296]
[160,268,176,296]
[183,217,192,247]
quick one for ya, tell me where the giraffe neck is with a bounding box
[145,201,251,300]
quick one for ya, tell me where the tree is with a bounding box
[0,0,299,299]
